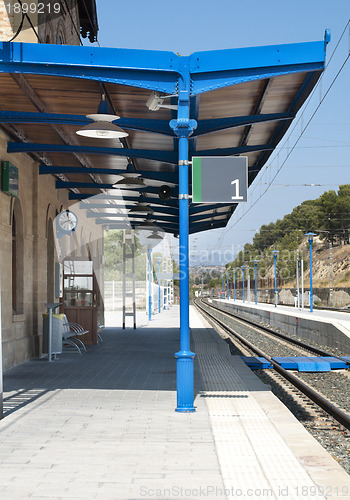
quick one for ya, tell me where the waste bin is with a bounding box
[42,313,64,355]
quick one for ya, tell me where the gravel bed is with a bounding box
[257,369,350,475]
[205,304,306,357]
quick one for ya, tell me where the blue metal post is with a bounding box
[272,250,279,307]
[253,260,258,305]
[309,239,313,313]
[233,270,236,301]
[242,266,245,303]
[226,273,230,300]
[157,258,162,313]
[148,247,152,321]
[305,233,316,312]
[170,87,197,413]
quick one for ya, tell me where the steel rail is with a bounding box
[194,299,350,431]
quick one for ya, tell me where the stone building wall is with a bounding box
[0,127,67,368]
[0,126,104,369]
[0,1,102,369]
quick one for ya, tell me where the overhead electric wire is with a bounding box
[7,10,25,42]
[8,0,42,42]
[213,20,350,252]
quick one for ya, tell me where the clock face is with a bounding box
[58,210,78,232]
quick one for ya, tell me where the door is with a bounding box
[62,259,97,345]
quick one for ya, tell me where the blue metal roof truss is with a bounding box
[0,35,329,235]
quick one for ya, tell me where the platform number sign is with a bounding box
[192,157,248,203]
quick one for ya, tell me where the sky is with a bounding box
[93,0,350,265]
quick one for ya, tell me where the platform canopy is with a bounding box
[0,34,329,235]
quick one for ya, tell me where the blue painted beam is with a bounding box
[8,142,178,164]
[0,111,174,136]
[189,220,228,234]
[95,217,178,229]
[55,180,177,197]
[39,165,177,184]
[79,203,178,215]
[0,42,180,94]
[193,113,294,136]
[189,39,328,94]
[189,212,231,223]
[91,213,178,223]
[189,203,235,215]
[251,71,324,181]
[196,144,272,157]
[91,211,229,225]
[98,218,228,235]
[70,193,179,207]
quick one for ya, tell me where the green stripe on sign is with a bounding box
[192,158,202,202]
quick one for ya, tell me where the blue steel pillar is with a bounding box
[272,250,279,307]
[241,266,245,303]
[226,273,230,300]
[253,260,258,305]
[148,247,152,321]
[233,269,236,301]
[170,88,197,412]
[305,232,316,312]
[157,257,162,313]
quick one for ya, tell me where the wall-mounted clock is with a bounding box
[57,210,78,233]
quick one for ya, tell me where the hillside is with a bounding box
[288,237,350,288]
[224,185,350,289]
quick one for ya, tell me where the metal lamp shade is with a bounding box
[113,177,146,188]
[76,121,129,139]
[129,203,154,214]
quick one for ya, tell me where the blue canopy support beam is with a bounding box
[79,203,178,216]
[189,38,328,95]
[8,142,178,164]
[196,144,273,157]
[189,203,236,215]
[170,79,197,412]
[70,193,179,207]
[39,165,177,184]
[0,42,181,94]
[0,111,175,136]
[193,112,294,136]
[55,181,178,198]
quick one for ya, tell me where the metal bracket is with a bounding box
[179,194,190,200]
[178,160,188,166]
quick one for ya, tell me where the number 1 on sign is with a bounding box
[231,179,244,200]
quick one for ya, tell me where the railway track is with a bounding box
[194,298,350,431]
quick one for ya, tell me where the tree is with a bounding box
[104,230,146,281]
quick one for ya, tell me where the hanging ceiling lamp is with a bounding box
[113,163,146,189]
[137,214,160,230]
[128,194,154,214]
[146,231,163,240]
[76,94,128,139]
